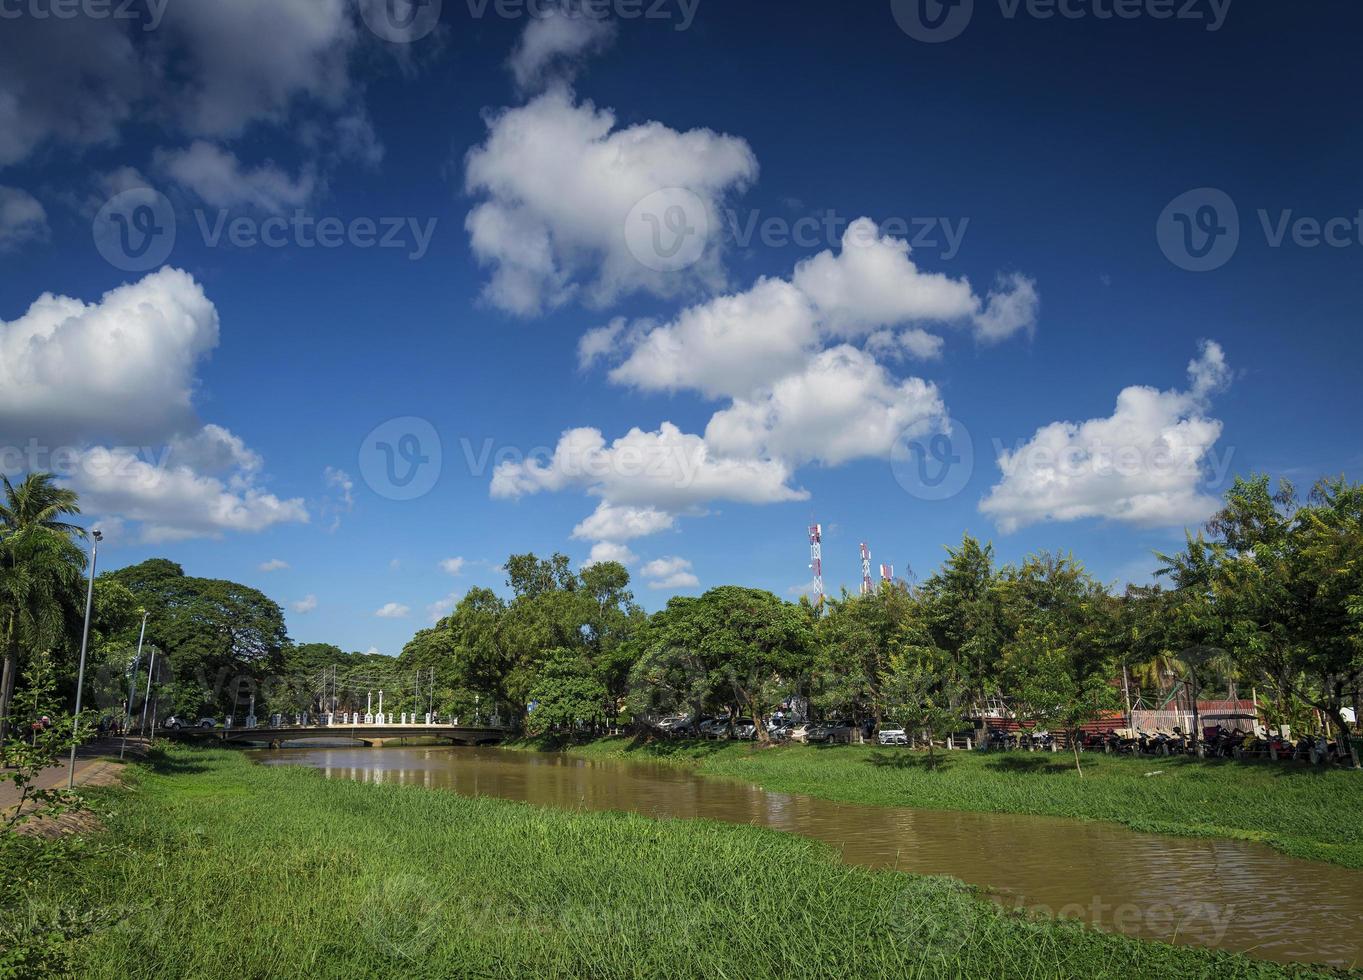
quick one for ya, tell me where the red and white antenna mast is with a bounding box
[808,523,824,608]
[860,542,873,595]
[880,562,894,584]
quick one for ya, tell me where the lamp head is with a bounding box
[92,529,103,542]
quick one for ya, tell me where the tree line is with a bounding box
[1,472,1359,768]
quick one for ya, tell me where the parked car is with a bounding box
[878,727,908,746]
[656,715,693,735]
[196,717,218,728]
[733,719,757,740]
[163,715,186,731]
[825,724,854,744]
[698,718,729,739]
[802,724,833,744]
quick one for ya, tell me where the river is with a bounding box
[255,744,1363,968]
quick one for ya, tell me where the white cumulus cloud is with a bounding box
[375,602,410,619]
[592,218,1039,398]
[583,541,637,567]
[640,556,699,590]
[0,268,306,542]
[439,557,466,575]
[509,8,617,91]
[704,345,944,467]
[259,558,289,572]
[0,267,218,445]
[492,423,804,515]
[464,87,757,315]
[156,141,315,212]
[0,186,49,251]
[980,341,1232,533]
[292,594,318,614]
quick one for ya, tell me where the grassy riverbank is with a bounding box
[1,745,1337,979]
[508,737,1363,869]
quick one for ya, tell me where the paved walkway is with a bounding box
[0,737,146,813]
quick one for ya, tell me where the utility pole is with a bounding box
[139,646,156,735]
[68,530,101,789]
[1122,661,1134,733]
[119,608,148,760]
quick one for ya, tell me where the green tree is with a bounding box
[814,583,919,728]
[106,559,289,718]
[915,535,1004,712]
[0,475,87,740]
[526,648,608,735]
[687,587,812,740]
[882,646,968,760]
[1006,626,1120,776]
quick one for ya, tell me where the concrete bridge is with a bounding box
[163,724,512,749]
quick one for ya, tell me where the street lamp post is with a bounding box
[139,646,156,736]
[119,608,148,761]
[67,529,101,789]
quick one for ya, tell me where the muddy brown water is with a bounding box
[255,744,1363,967]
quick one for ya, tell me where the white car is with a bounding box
[878,727,908,746]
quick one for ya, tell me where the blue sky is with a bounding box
[1,0,1359,655]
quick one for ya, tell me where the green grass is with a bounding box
[508,736,1363,868]
[3,745,1342,979]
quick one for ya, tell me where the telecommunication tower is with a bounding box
[808,524,824,607]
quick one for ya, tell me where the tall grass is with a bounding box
[512,737,1363,868]
[20,747,1332,978]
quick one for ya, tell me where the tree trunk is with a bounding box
[751,699,770,744]
[1328,708,1360,769]
[0,649,14,742]
[1072,731,1084,777]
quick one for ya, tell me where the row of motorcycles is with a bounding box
[984,724,1356,764]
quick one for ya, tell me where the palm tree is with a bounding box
[0,474,86,740]
[0,473,84,538]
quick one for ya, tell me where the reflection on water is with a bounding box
[256,745,1363,967]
